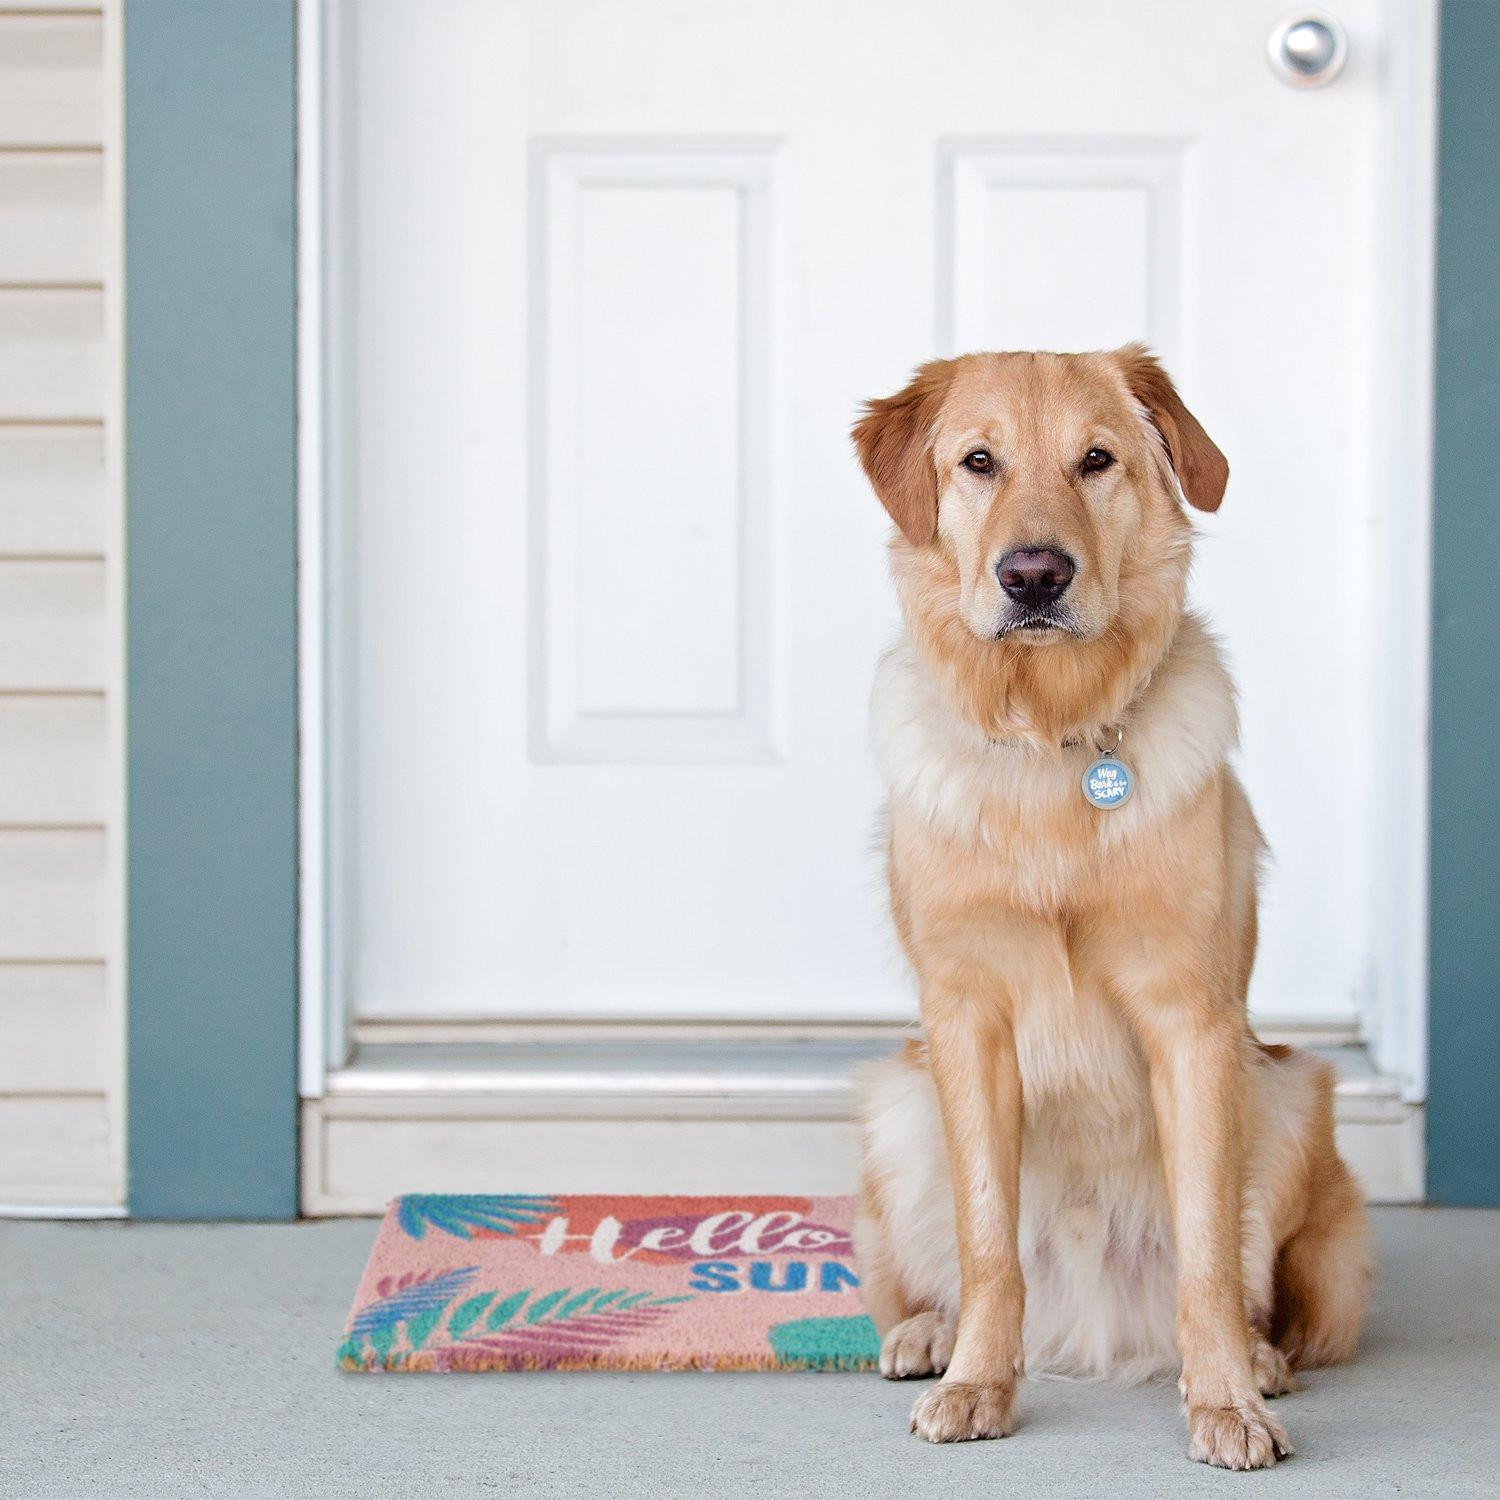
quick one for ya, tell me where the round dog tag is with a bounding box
[1082,754,1134,810]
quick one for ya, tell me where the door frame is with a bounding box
[1427,0,1500,1206]
[293,0,1438,1127]
[125,0,299,1218]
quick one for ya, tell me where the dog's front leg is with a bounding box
[907,978,1024,1443]
[1133,1003,1293,1470]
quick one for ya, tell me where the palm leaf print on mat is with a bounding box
[349,1266,480,1336]
[395,1193,562,1241]
[339,1283,696,1371]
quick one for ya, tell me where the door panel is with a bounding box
[330,0,1404,1024]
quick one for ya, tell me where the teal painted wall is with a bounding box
[125,1,299,1217]
[1428,0,1500,1205]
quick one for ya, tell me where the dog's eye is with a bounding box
[1081,447,1114,475]
[962,450,993,474]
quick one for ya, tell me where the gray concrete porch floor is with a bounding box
[0,1209,1496,1499]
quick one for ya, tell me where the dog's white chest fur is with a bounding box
[1012,974,1178,1379]
[860,618,1242,1379]
[869,613,1238,855]
[859,1030,1178,1381]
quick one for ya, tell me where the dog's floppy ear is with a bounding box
[1115,344,1229,513]
[852,360,956,545]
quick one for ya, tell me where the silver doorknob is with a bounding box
[1268,11,1348,88]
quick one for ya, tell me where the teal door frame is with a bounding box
[122,2,1497,1215]
[125,1,298,1218]
[1426,0,1500,1206]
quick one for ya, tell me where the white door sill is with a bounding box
[303,1027,1423,1214]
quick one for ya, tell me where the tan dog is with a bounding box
[851,347,1371,1470]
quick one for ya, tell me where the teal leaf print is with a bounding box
[396,1194,562,1241]
[442,1286,699,1367]
[477,1287,695,1330]
[342,1277,704,1369]
[487,1289,531,1330]
[351,1266,478,1336]
[406,1305,446,1351]
[524,1288,570,1324]
[554,1288,602,1320]
[448,1292,496,1339]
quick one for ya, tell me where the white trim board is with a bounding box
[302,1037,1423,1214]
[348,1014,1368,1050]
[295,0,325,1096]
[303,1095,1423,1217]
[100,0,126,1217]
[0,1202,127,1220]
[1364,0,1437,1104]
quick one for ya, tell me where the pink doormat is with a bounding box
[338,1194,879,1372]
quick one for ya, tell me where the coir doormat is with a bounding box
[338,1194,880,1372]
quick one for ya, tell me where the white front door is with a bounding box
[323,1,1430,1064]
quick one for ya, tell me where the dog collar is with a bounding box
[986,725,1119,754]
[985,725,1136,811]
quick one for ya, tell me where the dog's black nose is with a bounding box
[997,548,1075,605]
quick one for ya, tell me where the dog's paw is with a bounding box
[909,1379,1016,1443]
[880,1311,955,1380]
[1250,1337,1303,1399]
[1186,1397,1293,1470]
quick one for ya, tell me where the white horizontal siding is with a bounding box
[0,289,105,418]
[0,152,103,284]
[0,696,105,822]
[0,829,106,960]
[0,425,105,554]
[0,2,118,1212]
[0,964,106,1092]
[0,1096,113,1203]
[0,13,103,148]
[0,560,105,690]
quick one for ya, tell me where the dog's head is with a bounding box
[853,347,1227,739]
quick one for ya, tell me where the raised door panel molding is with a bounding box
[938,139,1186,363]
[530,141,781,763]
